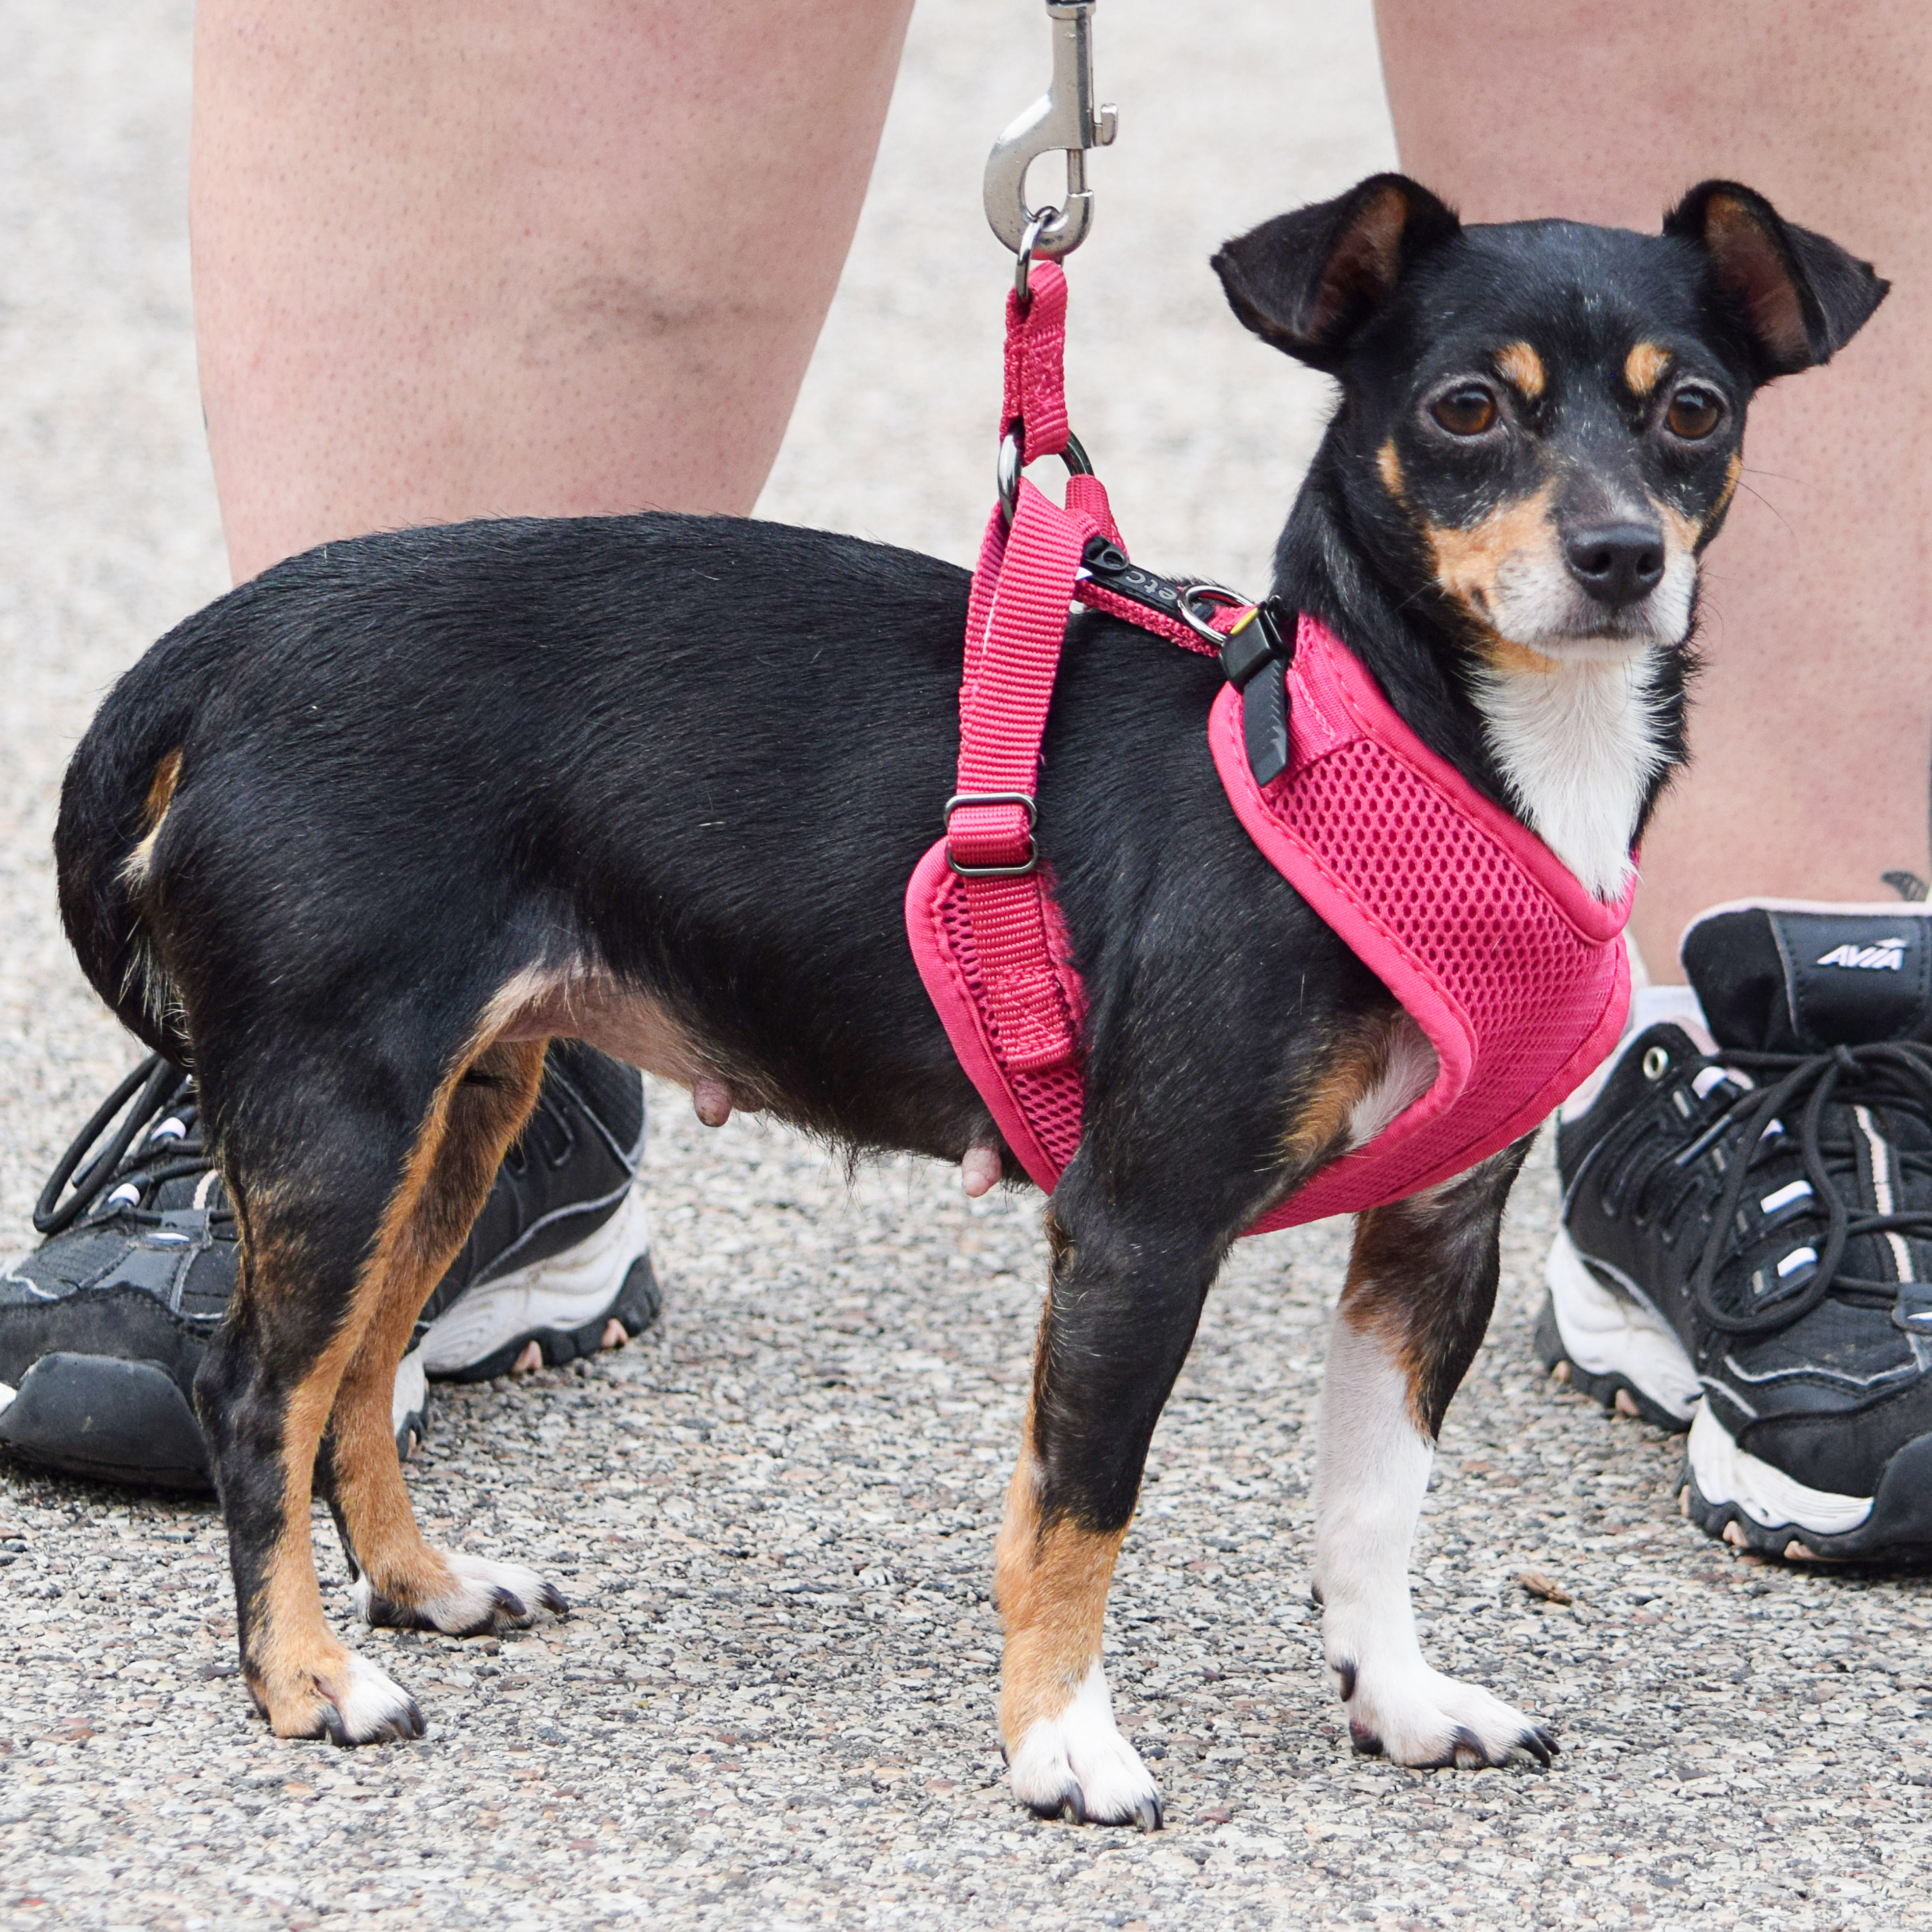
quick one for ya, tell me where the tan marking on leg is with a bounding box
[243,1027,545,1731]
[1335,1151,1522,1442]
[1493,340,1545,400]
[1425,480,1559,630]
[994,1443,1129,1747]
[1376,438,1405,500]
[246,1209,400,1733]
[328,1037,547,1615]
[1623,341,1672,398]
[1337,1201,1452,1442]
[992,1279,1130,1747]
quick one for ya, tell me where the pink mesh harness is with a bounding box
[904,263,1632,1231]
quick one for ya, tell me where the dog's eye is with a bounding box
[1665,386,1723,440]
[1430,387,1499,437]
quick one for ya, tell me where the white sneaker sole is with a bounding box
[1544,1228,1703,1423]
[417,1184,653,1377]
[1685,1402,1873,1540]
[1547,1232,1880,1543]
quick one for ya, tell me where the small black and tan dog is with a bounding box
[55,175,1880,1823]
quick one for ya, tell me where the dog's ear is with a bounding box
[1665,180,1887,377]
[1212,174,1461,372]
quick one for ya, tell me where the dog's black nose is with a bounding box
[1563,524,1665,608]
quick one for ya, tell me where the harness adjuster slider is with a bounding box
[945,790,1040,878]
[1218,610,1279,690]
[1216,600,1294,790]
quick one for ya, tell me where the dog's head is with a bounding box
[1213,176,1886,665]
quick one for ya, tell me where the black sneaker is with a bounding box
[1541,900,1932,1560]
[0,1041,659,1490]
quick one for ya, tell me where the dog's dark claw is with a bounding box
[1349,1718,1383,1756]
[322,1694,425,1747]
[1026,1784,1088,1825]
[1134,1795,1163,1834]
[1517,1725,1558,1769]
[537,1581,569,1617]
[491,1587,529,1622]
[381,1698,427,1744]
[1333,1659,1356,1703]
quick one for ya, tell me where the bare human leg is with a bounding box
[1375,0,1932,970]
[191,0,916,581]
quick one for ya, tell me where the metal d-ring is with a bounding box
[1175,580,1251,646]
[1014,207,1056,307]
[997,427,1094,524]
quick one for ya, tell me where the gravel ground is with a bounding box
[4,2,1932,1928]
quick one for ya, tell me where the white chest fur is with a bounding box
[1471,652,1667,902]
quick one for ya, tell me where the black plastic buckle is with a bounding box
[1218,601,1292,787]
[1077,537,1188,621]
[944,790,1039,878]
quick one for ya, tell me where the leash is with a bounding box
[945,3,1290,1070]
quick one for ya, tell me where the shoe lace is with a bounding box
[1680,1040,1932,1338]
[32,1053,232,1237]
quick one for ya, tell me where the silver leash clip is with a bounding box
[983,1,1117,265]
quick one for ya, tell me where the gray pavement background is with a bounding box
[2,3,1930,1927]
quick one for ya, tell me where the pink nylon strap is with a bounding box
[1073,579,1224,657]
[943,264,1123,1073]
[1001,262,1070,463]
[947,476,1113,1071]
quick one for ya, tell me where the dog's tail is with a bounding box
[55,603,240,1062]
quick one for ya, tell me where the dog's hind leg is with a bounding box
[994,1191,1222,1830]
[1312,1137,1557,1770]
[319,1037,565,1640]
[193,1054,466,1744]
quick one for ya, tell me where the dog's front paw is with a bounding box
[251,1650,426,1746]
[1334,1657,1555,1769]
[351,1551,567,1637]
[1007,1665,1163,1830]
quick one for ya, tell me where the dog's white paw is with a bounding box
[1007,1664,1163,1829]
[1334,1657,1556,1769]
[324,1653,427,1745]
[351,1551,567,1637]
[255,1650,425,1745]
